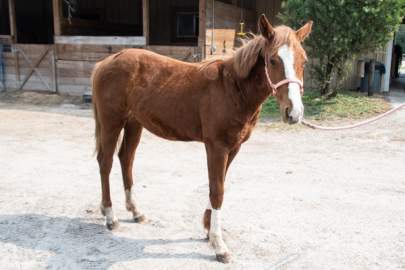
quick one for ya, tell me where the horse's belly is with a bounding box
[140,117,201,142]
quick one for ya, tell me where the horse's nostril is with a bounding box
[288,115,299,124]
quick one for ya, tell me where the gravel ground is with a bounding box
[0,92,404,270]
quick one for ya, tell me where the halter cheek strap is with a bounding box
[264,54,304,96]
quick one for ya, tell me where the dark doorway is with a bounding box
[0,0,10,35]
[149,0,199,46]
[61,0,143,36]
[390,24,405,92]
[15,0,54,44]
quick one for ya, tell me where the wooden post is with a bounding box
[8,0,16,43]
[198,0,206,60]
[52,0,61,93]
[14,47,20,83]
[142,0,149,46]
[52,0,61,36]
[8,0,20,85]
[51,48,58,93]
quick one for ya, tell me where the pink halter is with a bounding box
[264,54,304,96]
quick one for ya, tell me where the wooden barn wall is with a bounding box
[55,44,127,95]
[2,45,53,91]
[149,0,199,46]
[205,0,256,58]
[2,43,198,95]
[255,0,282,25]
[55,44,197,95]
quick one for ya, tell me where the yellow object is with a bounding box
[237,22,246,37]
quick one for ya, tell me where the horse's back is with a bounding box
[92,49,208,141]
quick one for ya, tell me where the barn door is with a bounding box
[13,44,57,92]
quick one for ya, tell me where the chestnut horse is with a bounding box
[92,15,312,263]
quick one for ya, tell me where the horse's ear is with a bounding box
[258,14,275,41]
[296,21,313,42]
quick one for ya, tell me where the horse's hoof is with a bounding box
[106,220,119,230]
[216,252,231,264]
[134,214,147,224]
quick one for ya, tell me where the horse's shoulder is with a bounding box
[199,58,233,82]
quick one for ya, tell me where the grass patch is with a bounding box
[261,90,391,121]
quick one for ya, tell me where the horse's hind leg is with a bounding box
[118,120,146,223]
[97,122,123,230]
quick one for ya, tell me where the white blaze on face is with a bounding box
[277,44,304,121]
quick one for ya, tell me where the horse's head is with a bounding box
[259,15,312,124]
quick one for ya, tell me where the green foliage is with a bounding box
[280,0,405,95]
[261,90,390,120]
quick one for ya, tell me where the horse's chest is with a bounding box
[225,118,257,146]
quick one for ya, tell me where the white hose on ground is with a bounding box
[301,103,405,131]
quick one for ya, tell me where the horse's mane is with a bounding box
[233,26,296,79]
[198,26,296,80]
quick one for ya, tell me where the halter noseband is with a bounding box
[264,53,304,96]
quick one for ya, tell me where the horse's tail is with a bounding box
[91,62,102,155]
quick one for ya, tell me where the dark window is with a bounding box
[176,12,198,38]
[149,0,199,46]
[15,0,54,44]
[0,0,10,35]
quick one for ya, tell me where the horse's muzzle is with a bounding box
[286,107,303,124]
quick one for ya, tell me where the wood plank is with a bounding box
[57,77,91,85]
[54,36,146,46]
[15,44,52,53]
[58,85,91,96]
[205,29,236,57]
[52,0,61,35]
[57,60,96,77]
[142,0,149,45]
[55,44,129,53]
[8,0,16,43]
[56,51,110,62]
[198,0,206,59]
[51,49,58,93]
[0,35,12,44]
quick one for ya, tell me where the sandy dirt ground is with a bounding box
[0,91,404,270]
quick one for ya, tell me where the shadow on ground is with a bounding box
[0,214,213,269]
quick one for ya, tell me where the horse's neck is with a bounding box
[226,57,272,115]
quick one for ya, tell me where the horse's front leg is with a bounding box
[204,142,231,263]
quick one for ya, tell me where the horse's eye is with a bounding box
[270,59,277,66]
